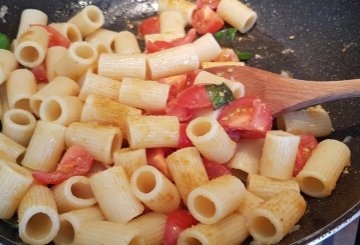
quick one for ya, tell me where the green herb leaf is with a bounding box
[0,32,10,50]
[214,28,237,46]
[205,83,235,110]
[236,51,253,61]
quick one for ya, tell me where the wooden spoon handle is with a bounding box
[283,78,360,114]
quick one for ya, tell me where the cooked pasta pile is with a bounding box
[0,0,351,244]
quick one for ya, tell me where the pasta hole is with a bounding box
[184,237,202,245]
[87,9,101,23]
[136,171,156,194]
[110,40,116,53]
[25,213,53,239]
[301,176,325,194]
[96,43,110,54]
[67,27,81,42]
[19,46,39,63]
[43,100,62,121]
[56,220,75,244]
[71,182,94,199]
[243,15,257,32]
[193,195,216,218]
[10,113,31,126]
[190,121,212,137]
[250,216,277,238]
[14,99,31,111]
[111,134,122,154]
[128,236,143,245]
[75,45,95,59]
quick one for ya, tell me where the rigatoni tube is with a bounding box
[21,121,66,172]
[147,43,199,80]
[7,69,37,112]
[131,165,181,213]
[166,147,209,204]
[0,49,18,84]
[2,108,37,146]
[89,166,144,223]
[55,41,98,80]
[217,0,257,33]
[186,116,236,163]
[52,175,97,213]
[14,25,49,68]
[178,213,248,245]
[18,185,60,245]
[73,221,144,245]
[187,175,246,224]
[98,53,147,80]
[54,206,105,245]
[65,122,122,164]
[260,130,300,180]
[296,139,350,198]
[0,160,33,219]
[119,77,170,112]
[68,5,105,37]
[247,190,306,244]
[126,115,179,149]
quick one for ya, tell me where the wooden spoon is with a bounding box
[206,65,360,117]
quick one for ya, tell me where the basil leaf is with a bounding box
[205,83,235,110]
[214,28,237,46]
[0,33,10,50]
[237,51,253,61]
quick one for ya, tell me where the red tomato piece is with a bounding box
[192,6,224,34]
[147,148,175,180]
[32,24,70,48]
[31,62,48,83]
[164,209,199,245]
[217,96,273,139]
[145,29,197,53]
[196,0,221,9]
[159,74,188,100]
[176,84,212,109]
[202,157,232,180]
[214,48,240,62]
[293,135,318,176]
[138,16,160,36]
[32,145,94,185]
[185,69,201,87]
[178,123,194,149]
[165,100,195,123]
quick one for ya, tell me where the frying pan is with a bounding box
[0,0,359,244]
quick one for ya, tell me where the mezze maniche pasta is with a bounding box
[0,1,352,245]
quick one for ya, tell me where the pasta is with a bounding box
[14,25,49,68]
[1,108,37,146]
[0,49,18,84]
[0,3,354,245]
[89,166,144,223]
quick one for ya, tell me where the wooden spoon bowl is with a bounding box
[206,66,360,117]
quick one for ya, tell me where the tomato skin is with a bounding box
[165,100,195,123]
[217,96,273,139]
[159,74,188,100]
[196,0,221,9]
[176,85,212,109]
[32,24,70,48]
[178,123,194,149]
[293,135,318,176]
[147,148,175,180]
[145,29,197,53]
[202,157,231,179]
[138,16,160,36]
[32,145,94,185]
[164,209,199,245]
[192,6,224,34]
[31,62,48,83]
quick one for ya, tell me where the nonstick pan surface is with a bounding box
[0,0,359,244]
